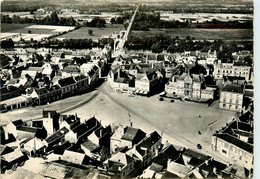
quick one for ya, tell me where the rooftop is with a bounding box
[222,84,244,94]
[216,133,253,153]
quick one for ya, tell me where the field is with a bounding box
[56,25,124,40]
[160,13,253,23]
[1,23,32,33]
[1,24,75,42]
[129,28,253,40]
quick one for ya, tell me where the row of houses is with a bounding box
[1,109,252,178]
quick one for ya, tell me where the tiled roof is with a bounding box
[121,127,146,142]
[222,84,244,93]
[17,126,37,133]
[81,140,99,152]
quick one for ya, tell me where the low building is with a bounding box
[219,84,244,111]
[0,86,21,101]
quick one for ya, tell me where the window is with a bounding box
[236,100,239,104]
[230,99,232,103]
[222,149,227,154]
[223,104,226,107]
[235,105,238,109]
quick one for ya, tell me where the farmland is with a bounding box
[129,28,253,41]
[55,25,124,41]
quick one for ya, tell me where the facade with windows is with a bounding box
[213,62,251,81]
[212,133,253,170]
[165,73,215,100]
[219,84,244,112]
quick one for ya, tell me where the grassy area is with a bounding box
[1,23,32,33]
[129,28,253,40]
[56,25,124,40]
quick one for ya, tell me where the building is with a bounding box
[219,84,244,111]
[0,86,21,101]
[212,133,253,170]
[106,152,135,177]
[213,62,251,81]
[165,73,215,100]
[110,125,146,154]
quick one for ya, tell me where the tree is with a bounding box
[189,64,207,75]
[28,30,32,34]
[96,21,101,29]
[151,41,163,54]
[110,17,116,24]
[166,43,175,53]
[50,11,59,25]
[88,29,93,35]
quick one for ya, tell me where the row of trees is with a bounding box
[125,35,253,63]
[83,17,106,28]
[1,37,114,50]
[1,12,77,26]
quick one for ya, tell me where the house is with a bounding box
[1,148,28,173]
[137,131,162,160]
[166,160,192,178]
[57,76,77,98]
[135,71,163,96]
[88,126,111,148]
[219,84,244,111]
[110,125,146,154]
[224,76,246,85]
[0,144,14,156]
[106,152,135,177]
[0,126,16,145]
[44,127,69,153]
[80,63,100,85]
[16,126,38,140]
[42,110,60,135]
[60,114,81,130]
[140,163,164,178]
[61,150,90,165]
[53,141,72,155]
[213,62,251,81]
[81,140,100,160]
[0,86,21,101]
[65,117,101,144]
[62,65,81,78]
[75,75,89,93]
[23,137,46,157]
[212,132,253,170]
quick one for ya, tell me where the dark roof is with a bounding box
[216,133,253,153]
[0,144,14,155]
[72,123,89,138]
[35,127,48,139]
[222,84,244,94]
[81,140,99,152]
[239,111,253,123]
[12,119,24,128]
[53,141,72,155]
[32,120,43,128]
[45,127,69,144]
[64,115,81,129]
[75,75,88,82]
[183,149,209,161]
[138,131,161,149]
[0,86,20,95]
[226,76,246,81]
[58,77,76,87]
[35,87,49,95]
[149,162,164,172]
[162,171,179,179]
[121,127,146,142]
[114,77,131,84]
[17,126,37,133]
[245,91,253,98]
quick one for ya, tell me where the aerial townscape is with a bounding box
[0,0,254,178]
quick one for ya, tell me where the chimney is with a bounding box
[130,122,133,127]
